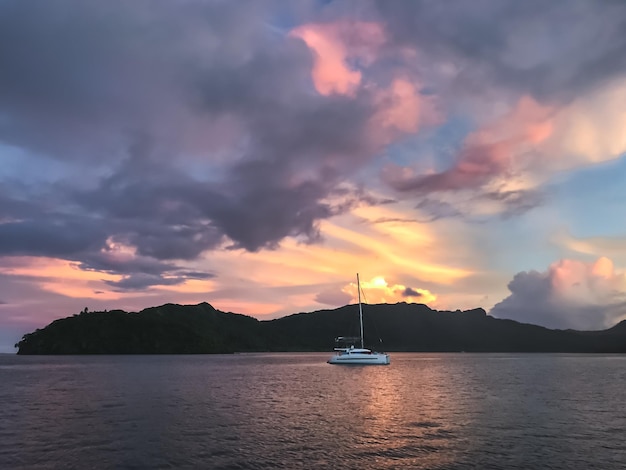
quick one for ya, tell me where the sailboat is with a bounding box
[327,274,390,365]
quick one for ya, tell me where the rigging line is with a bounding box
[359,279,385,346]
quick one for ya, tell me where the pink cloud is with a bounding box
[384,96,554,193]
[543,80,626,166]
[290,22,385,96]
[377,79,421,132]
[491,257,626,330]
[292,22,441,152]
[372,77,440,139]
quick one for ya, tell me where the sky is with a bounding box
[2,0,626,352]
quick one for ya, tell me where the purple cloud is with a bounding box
[315,288,352,307]
[402,287,422,298]
[491,259,626,330]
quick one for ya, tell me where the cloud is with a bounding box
[401,287,422,298]
[375,2,626,221]
[9,0,621,270]
[545,80,626,167]
[556,230,626,267]
[0,1,396,283]
[0,2,436,277]
[490,257,626,330]
[291,20,438,144]
[343,275,436,305]
[78,240,215,291]
[314,288,352,306]
[481,189,545,218]
[376,0,626,101]
[290,21,385,96]
[1,0,626,337]
[371,77,440,144]
[104,271,212,291]
[0,214,109,258]
[383,96,553,194]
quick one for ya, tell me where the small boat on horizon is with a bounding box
[327,273,390,366]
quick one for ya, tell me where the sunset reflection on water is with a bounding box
[344,356,466,468]
[2,353,626,469]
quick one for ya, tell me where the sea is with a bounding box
[1,353,625,469]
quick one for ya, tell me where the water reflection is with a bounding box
[344,355,464,468]
[1,353,625,469]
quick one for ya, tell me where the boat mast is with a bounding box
[357,273,364,349]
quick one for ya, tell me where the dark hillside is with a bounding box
[16,303,263,354]
[15,302,626,354]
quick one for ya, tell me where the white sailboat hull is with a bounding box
[328,350,390,365]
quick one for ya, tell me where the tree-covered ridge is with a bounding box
[15,302,626,354]
[16,303,264,354]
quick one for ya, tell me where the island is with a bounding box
[15,302,626,354]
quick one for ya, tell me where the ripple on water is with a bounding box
[1,353,626,470]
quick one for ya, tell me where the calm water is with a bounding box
[1,353,625,469]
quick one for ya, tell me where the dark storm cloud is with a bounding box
[187,39,376,251]
[78,250,215,291]
[73,154,352,255]
[104,272,209,291]
[0,208,217,290]
[402,287,421,297]
[375,0,626,102]
[0,0,387,280]
[0,174,218,287]
[0,186,39,218]
[77,251,180,277]
[0,215,108,258]
[0,0,280,158]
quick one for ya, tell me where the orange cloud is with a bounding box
[343,275,437,305]
[590,256,614,280]
[290,22,384,96]
[0,256,123,299]
[197,199,478,315]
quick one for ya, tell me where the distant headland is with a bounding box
[14,302,626,354]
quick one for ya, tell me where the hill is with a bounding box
[14,302,626,354]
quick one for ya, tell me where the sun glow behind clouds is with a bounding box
[370,276,387,288]
[179,201,473,317]
[348,275,437,305]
